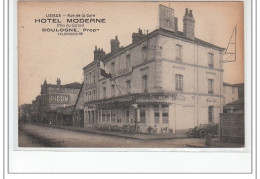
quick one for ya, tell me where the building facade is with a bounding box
[83,6,225,133]
[223,82,239,105]
[39,78,81,124]
[223,83,243,114]
[72,83,85,127]
[18,104,33,123]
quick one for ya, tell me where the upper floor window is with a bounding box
[111,85,115,97]
[85,92,88,101]
[93,89,96,100]
[176,44,183,61]
[126,80,131,94]
[85,74,88,86]
[142,75,148,92]
[93,70,96,83]
[103,87,106,98]
[126,54,131,67]
[111,62,115,75]
[89,72,92,84]
[175,74,183,91]
[142,46,148,61]
[208,53,214,68]
[208,79,214,94]
[89,91,92,101]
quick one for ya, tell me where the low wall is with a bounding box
[219,113,244,144]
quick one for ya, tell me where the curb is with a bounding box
[26,123,188,140]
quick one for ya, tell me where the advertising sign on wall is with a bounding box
[49,94,70,104]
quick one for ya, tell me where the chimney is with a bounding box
[174,17,178,32]
[183,8,195,40]
[94,46,106,61]
[110,36,120,52]
[132,28,145,43]
[56,78,61,85]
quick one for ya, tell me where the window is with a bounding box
[93,70,96,83]
[139,105,146,124]
[111,62,115,75]
[111,110,116,123]
[86,92,88,101]
[91,111,94,123]
[89,72,92,84]
[85,74,88,86]
[103,87,106,98]
[125,110,130,123]
[208,106,214,123]
[126,54,131,67]
[142,46,148,61]
[89,91,92,101]
[208,53,214,68]
[162,105,169,124]
[93,89,95,100]
[126,80,131,94]
[154,105,160,124]
[176,44,183,60]
[175,74,183,91]
[101,111,106,123]
[208,79,214,94]
[142,75,148,92]
[106,112,110,123]
[111,85,115,97]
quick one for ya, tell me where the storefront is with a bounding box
[84,92,177,133]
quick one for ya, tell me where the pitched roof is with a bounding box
[226,97,244,106]
[64,82,82,89]
[84,27,225,67]
[45,82,81,89]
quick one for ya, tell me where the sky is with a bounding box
[18,1,244,105]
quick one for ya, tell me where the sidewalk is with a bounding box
[31,123,188,140]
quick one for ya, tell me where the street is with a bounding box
[18,124,243,148]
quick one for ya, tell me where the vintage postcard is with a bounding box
[18,1,245,148]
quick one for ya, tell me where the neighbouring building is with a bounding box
[72,83,85,127]
[18,104,33,123]
[39,78,81,124]
[30,95,42,123]
[223,82,239,105]
[223,83,244,114]
[82,5,225,133]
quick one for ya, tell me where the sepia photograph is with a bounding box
[18,1,244,148]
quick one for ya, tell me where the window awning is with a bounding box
[84,92,177,108]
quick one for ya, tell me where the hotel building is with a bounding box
[83,5,225,133]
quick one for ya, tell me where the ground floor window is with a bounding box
[154,105,160,124]
[162,105,169,124]
[111,110,116,123]
[125,110,130,123]
[139,105,146,124]
[106,112,110,123]
[101,111,106,123]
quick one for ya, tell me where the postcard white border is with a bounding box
[6,0,255,175]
